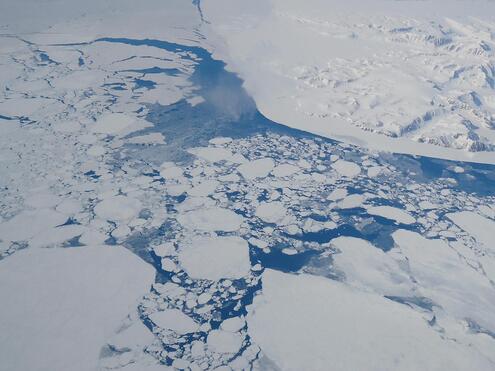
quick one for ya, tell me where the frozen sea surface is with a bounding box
[1,1,495,370]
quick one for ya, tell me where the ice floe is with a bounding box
[447,211,494,251]
[177,207,243,232]
[247,269,494,371]
[178,236,250,280]
[367,205,416,225]
[0,246,154,371]
[94,195,142,222]
[255,201,287,224]
[331,159,361,178]
[237,158,275,179]
[331,236,412,296]
[149,309,199,334]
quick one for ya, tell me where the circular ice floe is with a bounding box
[94,195,142,222]
[178,236,250,281]
[367,166,383,178]
[332,159,361,178]
[367,206,415,225]
[177,207,243,232]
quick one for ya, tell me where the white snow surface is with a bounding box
[0,246,154,371]
[247,269,494,371]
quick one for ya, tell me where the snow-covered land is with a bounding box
[1,0,495,370]
[203,0,495,163]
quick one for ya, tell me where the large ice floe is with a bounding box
[1,0,495,370]
[0,246,154,371]
[247,269,493,371]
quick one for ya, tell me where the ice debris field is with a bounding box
[1,0,495,370]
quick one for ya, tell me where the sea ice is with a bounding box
[0,208,67,243]
[337,194,364,209]
[126,133,165,145]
